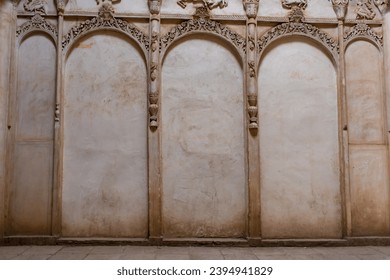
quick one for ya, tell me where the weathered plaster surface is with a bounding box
[259,39,342,238]
[161,37,246,238]
[63,33,148,237]
[346,40,385,144]
[7,34,56,235]
[349,145,390,236]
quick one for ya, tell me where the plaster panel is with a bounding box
[8,142,53,235]
[16,34,56,141]
[162,37,246,238]
[346,40,384,144]
[259,39,342,238]
[63,33,148,237]
[349,145,390,236]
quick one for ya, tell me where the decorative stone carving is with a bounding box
[331,0,349,20]
[98,2,115,19]
[55,104,60,123]
[23,0,47,14]
[281,0,307,10]
[16,14,57,41]
[258,22,339,56]
[344,23,383,47]
[243,0,259,19]
[96,0,120,5]
[160,18,246,55]
[150,63,158,81]
[149,91,159,128]
[177,0,228,10]
[62,16,149,52]
[248,36,255,51]
[356,0,376,20]
[248,61,256,77]
[151,32,159,52]
[148,0,162,15]
[248,95,258,129]
[55,0,67,15]
[373,0,388,14]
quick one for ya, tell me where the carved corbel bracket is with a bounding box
[243,0,259,19]
[55,0,68,15]
[149,0,162,15]
[331,0,349,20]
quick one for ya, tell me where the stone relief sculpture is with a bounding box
[281,0,307,9]
[177,0,228,10]
[373,0,388,13]
[96,0,120,5]
[23,0,48,14]
[356,0,376,19]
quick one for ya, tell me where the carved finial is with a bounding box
[148,0,162,15]
[331,0,349,20]
[243,0,259,19]
[356,0,376,20]
[248,95,258,129]
[23,0,48,15]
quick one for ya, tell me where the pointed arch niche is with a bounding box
[62,32,148,237]
[161,35,247,238]
[258,37,342,238]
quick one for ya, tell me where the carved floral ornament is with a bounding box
[16,13,57,41]
[243,0,259,19]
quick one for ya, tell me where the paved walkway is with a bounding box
[1,245,390,260]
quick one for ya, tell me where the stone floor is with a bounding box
[1,245,390,260]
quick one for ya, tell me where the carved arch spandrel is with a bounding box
[344,23,383,51]
[16,14,58,43]
[62,17,150,58]
[257,22,339,64]
[159,18,247,58]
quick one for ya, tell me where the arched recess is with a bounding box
[161,35,247,238]
[257,22,339,65]
[62,31,148,237]
[258,37,342,238]
[345,39,390,236]
[160,18,246,59]
[6,32,56,235]
[62,17,149,58]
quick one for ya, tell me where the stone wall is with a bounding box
[0,0,389,244]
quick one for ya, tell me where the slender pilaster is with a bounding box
[148,0,162,243]
[52,0,65,237]
[332,0,351,237]
[0,1,15,240]
[244,0,261,243]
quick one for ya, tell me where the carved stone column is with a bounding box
[52,0,66,237]
[382,5,390,130]
[0,0,15,240]
[332,0,351,237]
[148,0,162,243]
[244,0,261,243]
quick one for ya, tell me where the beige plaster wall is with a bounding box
[259,38,342,238]
[161,37,246,238]
[62,33,148,237]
